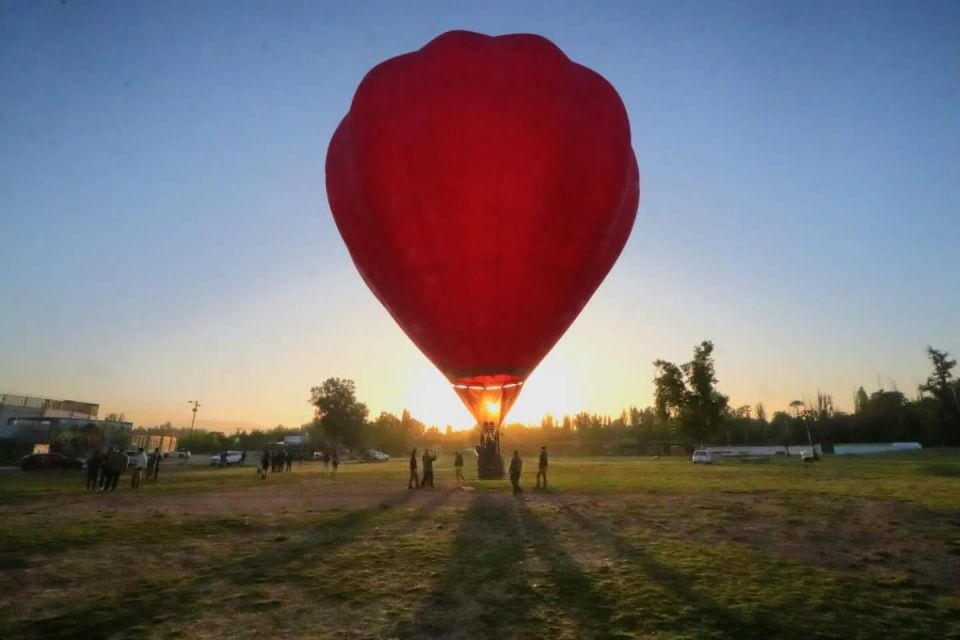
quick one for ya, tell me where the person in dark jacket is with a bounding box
[420,449,437,488]
[536,446,548,489]
[148,448,162,483]
[509,450,523,494]
[259,448,270,479]
[408,448,419,489]
[330,449,339,477]
[103,446,128,492]
[86,449,103,492]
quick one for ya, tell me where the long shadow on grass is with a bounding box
[393,493,534,639]
[395,494,622,640]
[558,503,807,640]
[515,498,625,639]
[15,490,420,640]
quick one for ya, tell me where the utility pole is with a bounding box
[187,400,201,443]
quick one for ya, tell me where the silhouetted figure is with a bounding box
[509,450,523,494]
[131,447,147,489]
[148,448,162,482]
[420,449,437,488]
[285,450,293,472]
[240,450,247,466]
[272,449,282,473]
[219,451,227,467]
[103,447,128,492]
[86,450,103,492]
[321,449,330,476]
[259,448,270,479]
[331,449,339,477]
[408,448,419,489]
[536,446,548,489]
[454,450,465,484]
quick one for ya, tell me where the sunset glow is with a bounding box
[0,3,956,434]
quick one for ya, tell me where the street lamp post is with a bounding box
[187,400,201,443]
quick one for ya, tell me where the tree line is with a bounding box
[133,342,959,456]
[301,343,959,455]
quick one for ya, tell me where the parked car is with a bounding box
[691,450,713,464]
[209,451,244,466]
[164,448,191,460]
[19,453,85,471]
[360,449,390,463]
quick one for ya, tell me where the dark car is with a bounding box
[19,453,85,471]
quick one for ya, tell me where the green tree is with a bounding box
[754,402,768,444]
[920,346,960,444]
[653,341,728,444]
[308,378,369,447]
[652,359,686,423]
[680,341,729,444]
[855,387,870,414]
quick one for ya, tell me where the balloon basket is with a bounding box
[477,449,504,480]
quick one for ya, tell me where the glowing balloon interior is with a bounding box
[326,30,639,432]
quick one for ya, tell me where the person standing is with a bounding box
[148,448,162,483]
[536,446,548,489]
[420,448,437,488]
[330,449,339,478]
[509,450,523,495]
[259,448,271,479]
[131,447,147,489]
[454,450,465,484]
[85,449,103,492]
[103,446,127,492]
[408,448,419,489]
[285,450,293,472]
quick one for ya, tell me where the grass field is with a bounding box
[1,452,959,639]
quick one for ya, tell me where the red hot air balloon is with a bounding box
[326,30,639,467]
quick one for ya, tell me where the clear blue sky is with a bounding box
[2,0,957,430]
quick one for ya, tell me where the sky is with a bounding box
[1,0,958,432]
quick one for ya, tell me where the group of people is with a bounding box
[85,446,163,492]
[316,448,340,477]
[407,447,440,489]
[258,447,296,478]
[407,446,549,493]
[508,446,549,494]
[79,442,550,494]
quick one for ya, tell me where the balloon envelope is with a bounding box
[326,30,639,425]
